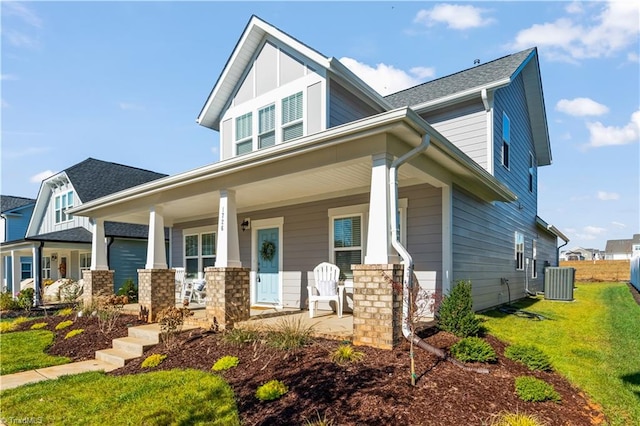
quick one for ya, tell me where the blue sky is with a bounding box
[2,1,638,251]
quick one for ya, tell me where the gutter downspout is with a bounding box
[389,134,489,374]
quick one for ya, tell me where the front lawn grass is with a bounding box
[0,370,240,425]
[0,330,70,375]
[480,282,640,426]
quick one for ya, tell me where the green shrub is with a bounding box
[212,355,239,371]
[331,344,364,365]
[0,322,17,333]
[30,322,48,330]
[255,379,288,401]
[514,376,560,402]
[505,344,552,371]
[17,288,35,310]
[55,320,74,330]
[56,308,74,317]
[141,354,167,369]
[437,280,480,337]
[117,279,138,303]
[266,317,313,350]
[65,329,84,339]
[223,327,261,345]
[491,411,545,426]
[0,292,19,310]
[450,337,497,363]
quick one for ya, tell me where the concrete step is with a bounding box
[95,348,140,367]
[112,336,157,356]
[127,324,162,343]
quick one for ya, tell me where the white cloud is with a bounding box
[3,146,50,159]
[565,1,584,15]
[611,221,626,229]
[414,4,495,30]
[3,29,38,49]
[1,74,18,81]
[556,98,609,116]
[586,110,640,147]
[575,225,607,240]
[628,52,640,63]
[30,170,56,183]
[339,57,433,96]
[510,1,639,61]
[118,102,144,111]
[597,191,619,201]
[3,2,43,28]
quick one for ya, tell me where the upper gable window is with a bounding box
[502,112,510,169]
[528,152,535,192]
[282,91,303,142]
[55,191,74,223]
[258,104,276,148]
[236,112,253,155]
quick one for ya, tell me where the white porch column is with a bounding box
[0,252,5,292]
[146,206,167,269]
[91,218,109,271]
[365,153,398,264]
[11,250,20,297]
[215,189,242,267]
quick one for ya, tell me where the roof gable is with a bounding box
[385,48,552,166]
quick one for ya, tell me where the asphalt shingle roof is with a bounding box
[605,234,640,254]
[384,48,535,108]
[27,222,169,242]
[65,158,167,203]
[1,195,36,213]
[28,227,93,243]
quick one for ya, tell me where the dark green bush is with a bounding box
[17,288,35,310]
[117,279,138,303]
[505,344,552,371]
[450,337,497,363]
[514,376,560,402]
[437,280,481,337]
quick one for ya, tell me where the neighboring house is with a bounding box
[605,234,640,260]
[561,247,602,261]
[0,158,167,298]
[1,196,37,293]
[70,16,568,313]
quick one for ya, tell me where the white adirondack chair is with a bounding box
[307,262,344,318]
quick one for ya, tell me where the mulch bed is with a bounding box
[7,311,607,425]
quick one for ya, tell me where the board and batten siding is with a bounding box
[35,185,91,236]
[4,205,34,241]
[328,79,379,128]
[421,101,488,170]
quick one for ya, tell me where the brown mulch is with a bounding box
[8,312,607,426]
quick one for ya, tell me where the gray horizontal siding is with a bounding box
[328,79,379,128]
[422,101,487,169]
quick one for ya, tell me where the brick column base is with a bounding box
[82,270,114,307]
[138,269,175,323]
[205,267,250,330]
[352,264,404,350]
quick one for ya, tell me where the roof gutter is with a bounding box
[409,78,511,114]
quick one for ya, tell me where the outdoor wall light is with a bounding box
[241,218,250,232]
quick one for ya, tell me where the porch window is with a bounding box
[532,239,537,278]
[79,253,91,275]
[332,215,362,280]
[42,256,51,279]
[236,112,253,155]
[55,191,74,223]
[282,91,303,142]
[515,232,524,270]
[184,232,216,279]
[258,104,276,148]
[502,112,510,169]
[21,260,32,280]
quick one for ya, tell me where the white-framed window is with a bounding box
[79,253,91,275]
[55,191,74,223]
[502,112,510,169]
[42,256,51,279]
[184,229,216,280]
[515,232,524,270]
[236,112,253,155]
[529,152,535,192]
[531,239,538,278]
[332,215,362,281]
[21,260,32,280]
[258,104,276,148]
[282,91,303,142]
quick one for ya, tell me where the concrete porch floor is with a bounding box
[121,303,353,341]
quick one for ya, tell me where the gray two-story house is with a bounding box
[70,16,567,314]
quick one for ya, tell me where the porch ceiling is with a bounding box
[107,156,435,225]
